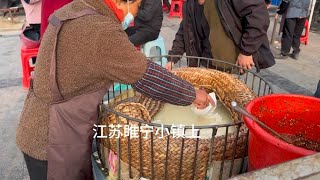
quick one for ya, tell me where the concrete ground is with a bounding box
[0,10,319,180]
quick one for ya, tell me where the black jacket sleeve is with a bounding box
[277,0,290,15]
[136,0,157,22]
[168,21,186,63]
[231,0,269,56]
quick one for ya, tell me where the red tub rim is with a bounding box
[244,94,318,154]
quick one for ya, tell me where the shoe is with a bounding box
[290,53,299,60]
[275,53,289,59]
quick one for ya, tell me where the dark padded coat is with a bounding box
[134,0,163,33]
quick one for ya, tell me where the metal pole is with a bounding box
[308,0,317,30]
[270,16,279,45]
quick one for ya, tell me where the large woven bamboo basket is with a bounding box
[99,67,257,180]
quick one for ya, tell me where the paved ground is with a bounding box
[0,26,29,180]
[0,10,25,34]
[0,11,319,180]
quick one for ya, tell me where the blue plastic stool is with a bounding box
[141,35,168,67]
[114,36,167,91]
[113,83,132,91]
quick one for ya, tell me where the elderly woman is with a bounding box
[16,0,212,179]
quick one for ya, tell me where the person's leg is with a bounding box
[187,58,199,67]
[291,18,307,59]
[281,18,296,56]
[23,153,48,180]
[124,26,137,37]
[128,30,159,46]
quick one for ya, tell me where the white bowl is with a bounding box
[191,92,217,115]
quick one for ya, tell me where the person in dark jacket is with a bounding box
[125,0,163,46]
[208,0,275,72]
[166,0,213,69]
[275,0,311,60]
[167,0,275,73]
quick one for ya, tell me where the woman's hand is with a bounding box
[236,53,254,74]
[165,62,174,70]
[193,89,215,109]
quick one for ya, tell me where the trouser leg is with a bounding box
[23,153,48,180]
[125,26,137,36]
[128,30,159,46]
[281,18,296,55]
[292,18,306,54]
[187,58,199,67]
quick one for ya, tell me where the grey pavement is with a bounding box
[0,12,319,180]
[263,17,320,95]
[0,35,29,179]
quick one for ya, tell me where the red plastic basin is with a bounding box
[244,94,320,171]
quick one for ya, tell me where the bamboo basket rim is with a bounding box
[148,54,273,92]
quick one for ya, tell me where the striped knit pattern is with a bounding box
[132,61,196,106]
